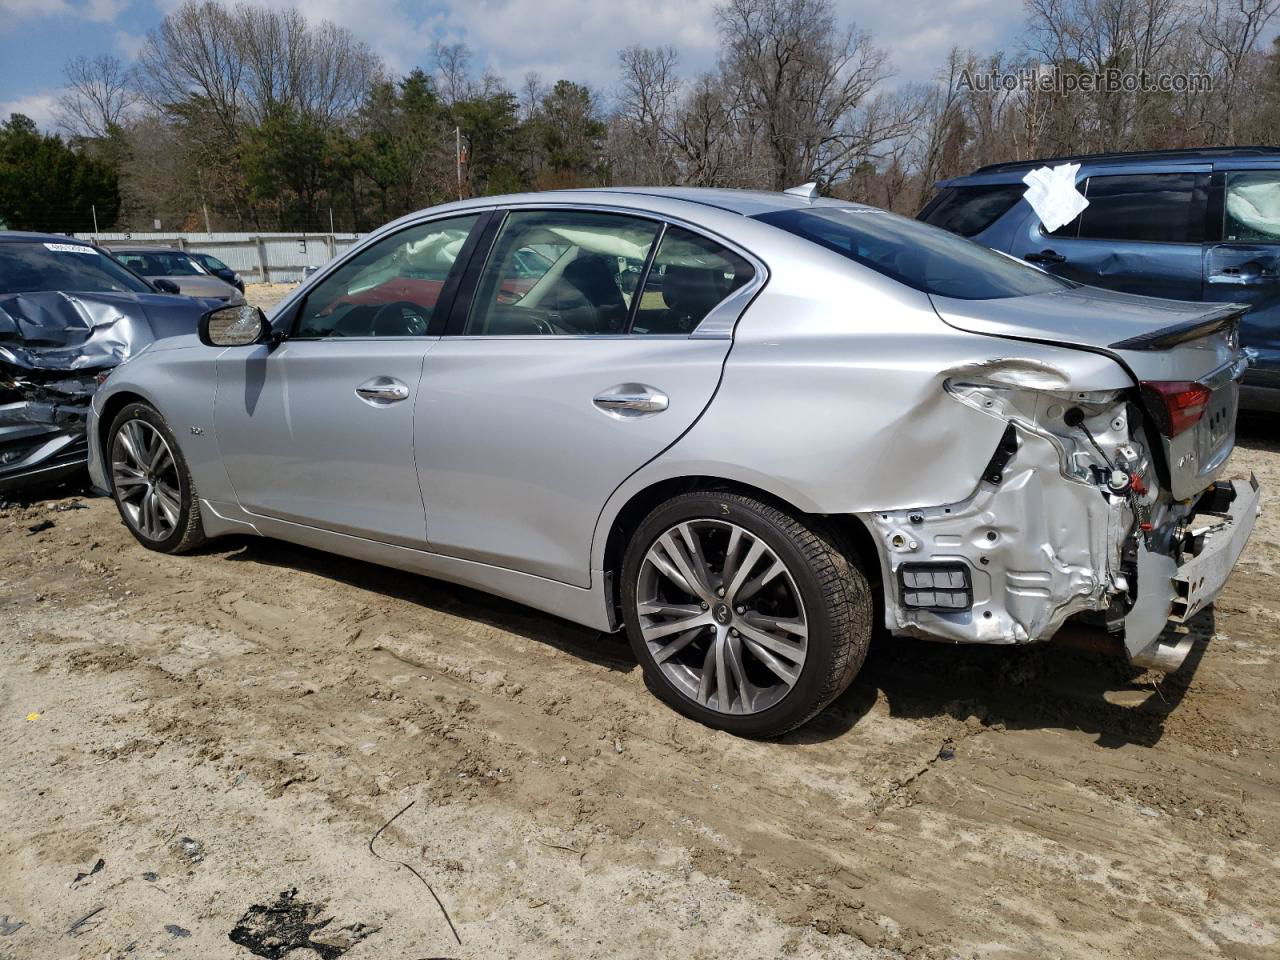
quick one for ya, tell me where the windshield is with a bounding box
[754,206,1072,300]
[0,240,154,295]
[114,250,206,277]
[195,253,230,272]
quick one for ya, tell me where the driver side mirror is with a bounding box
[198,304,273,347]
[152,278,180,294]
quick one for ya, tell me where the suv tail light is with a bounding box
[1140,380,1211,438]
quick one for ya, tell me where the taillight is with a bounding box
[1140,380,1211,438]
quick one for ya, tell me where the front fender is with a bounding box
[88,346,232,504]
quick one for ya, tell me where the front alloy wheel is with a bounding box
[622,491,872,737]
[107,402,206,554]
[111,418,182,541]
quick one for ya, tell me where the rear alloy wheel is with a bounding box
[108,402,205,553]
[622,492,872,737]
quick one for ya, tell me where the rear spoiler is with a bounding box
[1110,305,1246,350]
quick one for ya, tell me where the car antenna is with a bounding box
[783,182,819,200]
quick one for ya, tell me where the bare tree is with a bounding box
[139,2,378,130]
[715,0,901,189]
[56,55,139,139]
[615,45,681,184]
[669,73,740,186]
[434,42,473,106]
[520,71,546,123]
[138,1,245,139]
[1198,0,1280,141]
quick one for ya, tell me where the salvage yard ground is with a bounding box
[0,285,1277,959]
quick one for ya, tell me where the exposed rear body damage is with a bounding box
[862,289,1259,671]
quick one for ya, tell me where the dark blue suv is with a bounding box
[919,147,1280,411]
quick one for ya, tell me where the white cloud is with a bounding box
[0,90,61,130]
[146,0,1022,97]
[445,0,722,91]
[844,0,1026,85]
[0,0,127,23]
[114,29,147,60]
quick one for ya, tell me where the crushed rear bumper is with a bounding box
[1126,475,1260,670]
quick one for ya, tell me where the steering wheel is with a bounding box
[530,312,558,336]
[369,300,431,336]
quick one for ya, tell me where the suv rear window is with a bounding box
[755,206,1071,300]
[918,184,1026,237]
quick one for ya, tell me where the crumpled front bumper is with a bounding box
[0,394,93,495]
[1125,475,1261,670]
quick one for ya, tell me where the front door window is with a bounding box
[294,213,480,338]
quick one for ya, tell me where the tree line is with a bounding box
[3,0,1280,235]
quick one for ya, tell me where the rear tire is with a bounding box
[107,402,206,554]
[621,491,872,737]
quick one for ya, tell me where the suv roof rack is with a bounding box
[972,146,1280,175]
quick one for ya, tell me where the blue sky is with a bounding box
[0,0,1028,130]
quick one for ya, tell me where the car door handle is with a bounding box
[593,386,669,417]
[1209,261,1279,285]
[1024,249,1066,264]
[355,377,410,404]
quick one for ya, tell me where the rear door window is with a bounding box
[1224,171,1280,241]
[632,227,755,335]
[918,184,1026,237]
[1064,173,1208,243]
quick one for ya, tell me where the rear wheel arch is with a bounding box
[599,475,879,625]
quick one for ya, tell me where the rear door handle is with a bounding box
[355,377,410,404]
[1024,249,1066,264]
[593,385,669,418]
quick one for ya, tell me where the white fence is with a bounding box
[72,231,362,283]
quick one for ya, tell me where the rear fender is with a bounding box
[862,373,1161,645]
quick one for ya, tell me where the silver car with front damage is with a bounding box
[85,187,1259,737]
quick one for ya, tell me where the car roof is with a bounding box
[0,231,98,246]
[959,146,1280,180]
[417,186,869,220]
[109,245,184,253]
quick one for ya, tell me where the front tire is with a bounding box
[107,402,206,554]
[621,491,872,737]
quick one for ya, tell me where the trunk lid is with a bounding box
[931,286,1248,501]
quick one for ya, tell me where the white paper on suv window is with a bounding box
[1021,163,1088,233]
[43,242,98,254]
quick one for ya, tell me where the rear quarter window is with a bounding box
[918,184,1026,237]
[755,206,1071,300]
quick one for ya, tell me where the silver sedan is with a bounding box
[86,187,1259,736]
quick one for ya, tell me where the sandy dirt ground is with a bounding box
[0,318,1277,957]
[244,283,299,312]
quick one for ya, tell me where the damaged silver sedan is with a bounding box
[1,233,217,494]
[86,189,1259,736]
